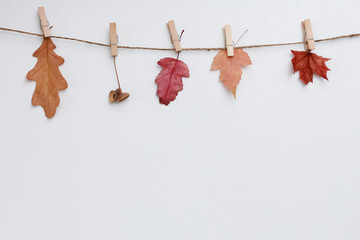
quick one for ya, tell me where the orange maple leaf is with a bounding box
[211,49,252,99]
[291,50,331,85]
[27,38,67,118]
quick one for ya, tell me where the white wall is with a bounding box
[1,0,360,239]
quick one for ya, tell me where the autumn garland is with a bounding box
[0,26,359,118]
[1,27,359,50]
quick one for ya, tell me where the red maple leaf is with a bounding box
[291,50,331,85]
[155,57,190,105]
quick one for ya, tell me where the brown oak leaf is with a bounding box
[211,49,252,99]
[291,50,330,85]
[27,38,67,118]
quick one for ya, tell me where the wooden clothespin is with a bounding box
[224,25,234,57]
[302,19,315,51]
[108,22,129,103]
[109,22,118,56]
[38,6,51,38]
[167,20,182,52]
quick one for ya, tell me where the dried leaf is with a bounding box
[27,38,67,118]
[211,49,252,99]
[291,50,331,85]
[155,57,190,105]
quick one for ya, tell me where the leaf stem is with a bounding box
[113,56,121,90]
[176,30,185,60]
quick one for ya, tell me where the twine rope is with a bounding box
[1,27,360,51]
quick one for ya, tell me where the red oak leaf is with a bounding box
[155,57,190,105]
[291,50,331,85]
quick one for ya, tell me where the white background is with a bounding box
[0,0,360,239]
